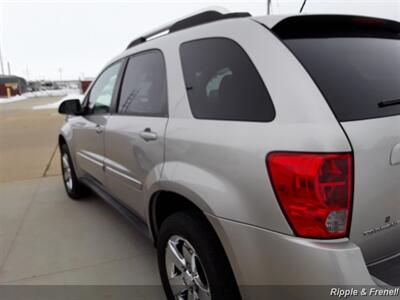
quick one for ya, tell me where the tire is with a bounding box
[157,210,241,300]
[60,143,89,200]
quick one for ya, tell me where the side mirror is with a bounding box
[58,99,82,115]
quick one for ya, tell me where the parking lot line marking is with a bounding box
[43,144,59,177]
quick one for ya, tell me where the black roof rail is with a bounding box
[126,37,146,49]
[169,11,251,33]
[126,7,251,50]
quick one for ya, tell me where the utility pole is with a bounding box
[58,67,62,81]
[0,41,4,75]
[25,65,30,80]
[267,0,272,15]
[7,61,11,75]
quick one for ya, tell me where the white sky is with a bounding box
[0,0,399,81]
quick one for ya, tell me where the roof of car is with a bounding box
[0,75,27,84]
[123,10,400,52]
[102,10,399,76]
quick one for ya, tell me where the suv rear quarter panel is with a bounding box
[160,18,352,233]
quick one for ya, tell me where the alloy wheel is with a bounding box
[62,153,73,191]
[165,235,211,300]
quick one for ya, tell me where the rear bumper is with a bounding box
[369,254,400,286]
[207,214,377,299]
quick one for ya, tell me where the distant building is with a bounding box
[0,75,27,97]
[80,80,92,94]
[28,81,42,92]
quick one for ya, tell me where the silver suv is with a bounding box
[58,8,400,300]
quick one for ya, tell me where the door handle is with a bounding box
[95,124,103,134]
[391,142,400,165]
[139,128,158,141]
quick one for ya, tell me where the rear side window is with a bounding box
[118,50,167,117]
[274,16,400,122]
[180,38,275,122]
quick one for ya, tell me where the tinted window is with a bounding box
[180,38,275,122]
[284,38,400,121]
[118,51,167,116]
[87,62,121,114]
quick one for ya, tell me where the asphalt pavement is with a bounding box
[0,96,63,182]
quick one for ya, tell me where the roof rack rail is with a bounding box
[126,7,251,49]
[169,11,251,33]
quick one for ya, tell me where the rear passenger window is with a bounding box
[180,38,275,122]
[118,50,167,117]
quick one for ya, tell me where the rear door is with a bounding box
[275,16,400,262]
[104,50,168,218]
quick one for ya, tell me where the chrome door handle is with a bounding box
[139,128,158,141]
[95,124,103,134]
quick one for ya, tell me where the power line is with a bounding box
[300,0,307,13]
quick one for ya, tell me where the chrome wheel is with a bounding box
[165,235,211,300]
[62,153,73,191]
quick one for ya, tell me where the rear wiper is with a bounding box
[378,99,400,108]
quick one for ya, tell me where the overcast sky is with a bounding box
[0,0,399,81]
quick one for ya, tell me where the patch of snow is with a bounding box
[0,89,82,105]
[59,94,84,103]
[0,94,28,104]
[32,94,84,110]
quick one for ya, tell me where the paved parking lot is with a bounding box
[0,97,160,288]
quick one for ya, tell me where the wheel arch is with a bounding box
[58,130,82,178]
[59,134,67,146]
[149,188,242,298]
[149,189,209,243]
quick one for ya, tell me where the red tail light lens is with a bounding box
[267,152,352,239]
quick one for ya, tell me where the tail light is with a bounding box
[267,152,352,239]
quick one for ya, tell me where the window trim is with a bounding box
[179,37,276,123]
[82,60,124,116]
[114,49,169,118]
